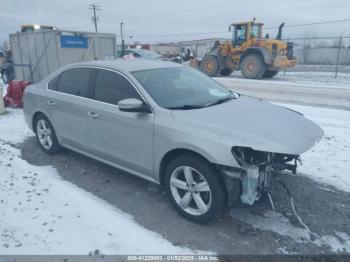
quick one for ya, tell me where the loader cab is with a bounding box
[230,21,263,47]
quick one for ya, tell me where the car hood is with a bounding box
[171,96,323,155]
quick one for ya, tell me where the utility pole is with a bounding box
[120,22,125,57]
[335,33,343,78]
[89,4,101,33]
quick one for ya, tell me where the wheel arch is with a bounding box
[159,148,214,188]
[32,111,51,132]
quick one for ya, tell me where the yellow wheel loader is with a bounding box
[194,19,296,79]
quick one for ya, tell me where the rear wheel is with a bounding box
[200,55,220,77]
[240,54,266,79]
[263,70,279,78]
[164,154,227,224]
[34,114,61,154]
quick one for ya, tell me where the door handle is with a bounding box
[87,112,99,119]
[47,100,56,106]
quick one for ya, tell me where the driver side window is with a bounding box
[93,69,142,105]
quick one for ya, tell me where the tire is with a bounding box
[1,70,9,84]
[263,70,279,78]
[34,114,61,154]
[240,54,266,79]
[220,68,233,76]
[200,55,220,77]
[164,154,227,224]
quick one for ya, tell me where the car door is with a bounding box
[87,68,154,178]
[47,67,93,152]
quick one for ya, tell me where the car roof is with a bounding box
[65,59,183,73]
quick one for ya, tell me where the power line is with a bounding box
[129,18,350,40]
[265,18,350,30]
[40,4,88,23]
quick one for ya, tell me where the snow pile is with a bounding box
[0,109,199,255]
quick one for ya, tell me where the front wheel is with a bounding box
[240,54,266,79]
[164,154,227,224]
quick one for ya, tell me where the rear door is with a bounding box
[47,67,93,152]
[86,69,154,177]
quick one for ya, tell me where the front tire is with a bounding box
[164,154,227,224]
[34,114,61,154]
[240,54,266,79]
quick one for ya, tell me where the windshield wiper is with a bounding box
[204,94,236,107]
[167,104,205,110]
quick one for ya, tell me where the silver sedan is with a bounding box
[23,59,323,223]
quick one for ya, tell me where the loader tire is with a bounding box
[240,54,266,79]
[200,55,220,77]
[263,70,279,78]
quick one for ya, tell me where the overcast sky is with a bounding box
[1,0,349,44]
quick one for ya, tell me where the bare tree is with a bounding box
[1,40,10,51]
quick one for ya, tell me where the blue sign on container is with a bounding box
[60,35,88,48]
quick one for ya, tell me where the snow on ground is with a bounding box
[280,103,350,193]
[0,109,201,255]
[229,70,350,89]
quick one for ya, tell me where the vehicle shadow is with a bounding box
[21,136,350,255]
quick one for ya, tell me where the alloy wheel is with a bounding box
[169,166,212,216]
[36,119,53,150]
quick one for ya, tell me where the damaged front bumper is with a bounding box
[219,147,302,206]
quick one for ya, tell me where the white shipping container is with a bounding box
[10,30,116,83]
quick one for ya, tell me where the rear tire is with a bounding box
[240,54,266,79]
[263,70,279,78]
[164,154,227,224]
[200,55,220,77]
[34,114,61,154]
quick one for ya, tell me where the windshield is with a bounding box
[251,24,261,38]
[132,67,235,109]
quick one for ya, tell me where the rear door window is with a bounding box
[48,75,60,91]
[93,69,141,105]
[57,68,93,97]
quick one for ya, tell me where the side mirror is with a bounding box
[118,98,149,113]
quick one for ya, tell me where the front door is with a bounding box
[87,69,154,178]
